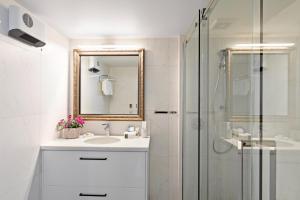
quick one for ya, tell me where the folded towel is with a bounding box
[102,79,113,96]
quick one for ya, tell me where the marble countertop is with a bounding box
[41,135,150,152]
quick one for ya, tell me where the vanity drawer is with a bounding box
[43,151,146,188]
[43,186,145,200]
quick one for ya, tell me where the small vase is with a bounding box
[61,128,81,139]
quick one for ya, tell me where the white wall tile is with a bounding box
[145,39,170,67]
[150,155,169,200]
[169,156,180,200]
[168,38,180,67]
[0,1,69,200]
[169,115,179,156]
[40,26,69,143]
[146,67,170,111]
[147,113,169,157]
[82,120,142,135]
[168,66,179,111]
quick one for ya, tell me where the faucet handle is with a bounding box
[102,123,111,136]
[102,123,110,129]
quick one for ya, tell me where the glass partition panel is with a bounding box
[182,16,200,200]
[199,15,208,200]
[182,0,300,199]
[262,0,300,199]
[201,0,261,199]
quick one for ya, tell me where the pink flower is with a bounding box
[68,114,72,120]
[58,119,64,125]
[57,115,84,130]
[67,115,72,124]
[75,116,85,125]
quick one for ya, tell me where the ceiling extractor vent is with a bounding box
[210,18,234,30]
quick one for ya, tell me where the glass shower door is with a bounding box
[199,13,208,200]
[182,15,200,200]
[183,1,300,199]
[260,1,300,199]
[199,0,261,199]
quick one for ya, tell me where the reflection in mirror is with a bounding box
[80,56,139,115]
[73,49,144,121]
[226,49,289,121]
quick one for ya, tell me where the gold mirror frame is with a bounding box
[226,48,290,122]
[73,49,145,121]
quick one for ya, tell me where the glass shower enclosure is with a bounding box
[182,14,200,200]
[182,0,300,199]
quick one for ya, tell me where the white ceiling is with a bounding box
[16,0,205,39]
[206,0,300,38]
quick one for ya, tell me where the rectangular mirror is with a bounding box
[73,49,144,121]
[226,49,289,121]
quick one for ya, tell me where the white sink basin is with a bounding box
[84,136,121,145]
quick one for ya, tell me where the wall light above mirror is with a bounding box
[73,49,144,121]
[232,43,295,50]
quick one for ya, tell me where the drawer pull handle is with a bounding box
[79,157,107,161]
[79,193,107,197]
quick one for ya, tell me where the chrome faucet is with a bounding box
[102,123,111,136]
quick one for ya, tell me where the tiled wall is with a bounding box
[0,1,69,199]
[70,38,180,200]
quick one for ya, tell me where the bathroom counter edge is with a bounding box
[40,136,150,152]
